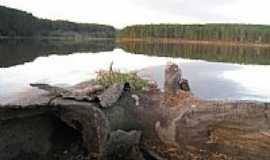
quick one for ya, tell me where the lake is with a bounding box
[1,39,270,104]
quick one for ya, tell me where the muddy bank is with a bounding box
[1,63,270,160]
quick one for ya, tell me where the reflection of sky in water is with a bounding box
[222,66,270,101]
[1,48,270,103]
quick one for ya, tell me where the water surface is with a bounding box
[1,40,270,103]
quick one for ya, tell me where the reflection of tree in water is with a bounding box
[119,41,270,65]
[0,39,116,67]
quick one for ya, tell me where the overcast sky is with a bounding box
[1,0,270,28]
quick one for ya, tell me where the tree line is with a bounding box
[4,5,270,43]
[118,24,270,44]
[0,5,116,38]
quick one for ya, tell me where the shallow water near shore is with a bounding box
[1,40,270,103]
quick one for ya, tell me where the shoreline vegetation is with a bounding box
[0,35,114,41]
[0,5,116,38]
[117,37,270,48]
[117,24,270,48]
[3,5,270,49]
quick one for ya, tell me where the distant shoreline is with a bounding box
[3,35,270,48]
[117,38,270,48]
[0,36,114,41]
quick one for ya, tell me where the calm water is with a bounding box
[1,39,270,104]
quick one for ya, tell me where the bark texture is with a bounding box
[0,63,270,160]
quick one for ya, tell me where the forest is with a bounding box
[118,24,270,44]
[4,4,270,44]
[0,5,116,38]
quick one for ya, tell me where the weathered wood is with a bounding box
[102,130,144,160]
[1,63,270,160]
[30,83,71,96]
[98,83,125,108]
[51,99,110,158]
[173,102,270,160]
[179,79,190,92]
[30,83,105,102]
[164,62,182,95]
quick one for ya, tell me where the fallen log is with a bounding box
[0,63,270,160]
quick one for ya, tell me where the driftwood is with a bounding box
[98,83,125,108]
[102,130,144,160]
[0,63,270,160]
[30,83,105,102]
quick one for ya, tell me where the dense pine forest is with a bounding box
[118,24,270,44]
[0,5,116,38]
[3,5,270,44]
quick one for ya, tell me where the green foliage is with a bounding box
[96,63,148,91]
[118,24,270,44]
[0,5,116,38]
